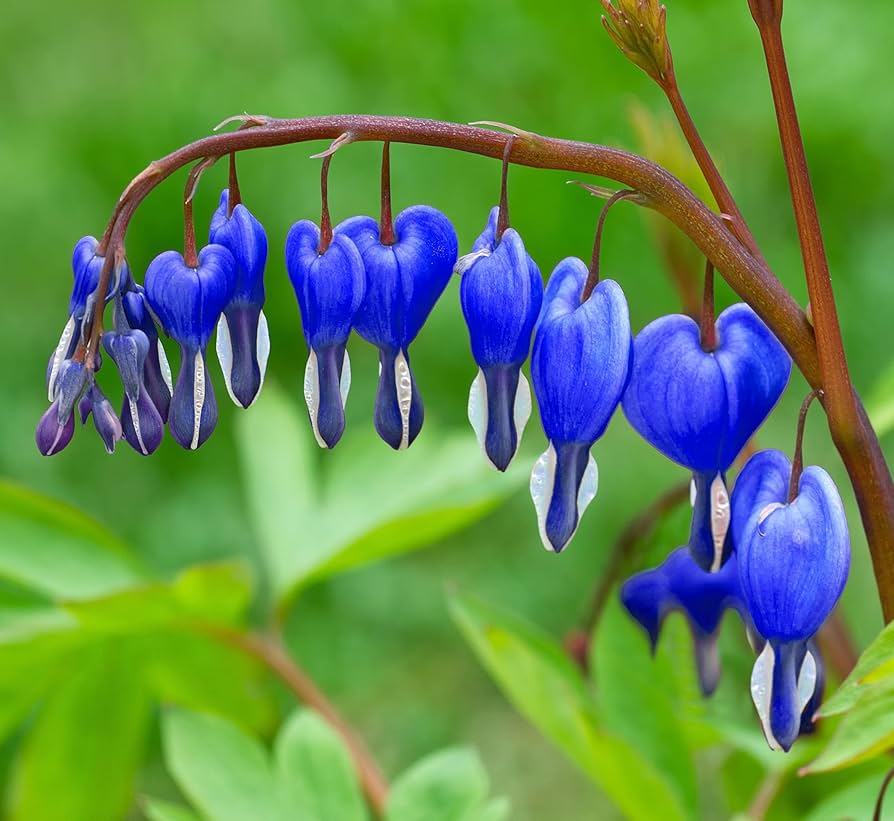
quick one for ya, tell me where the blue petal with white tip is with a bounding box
[459,207,542,471]
[122,289,173,421]
[530,258,632,552]
[210,190,270,409]
[285,220,365,449]
[732,448,850,751]
[145,244,236,450]
[336,205,457,449]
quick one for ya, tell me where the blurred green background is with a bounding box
[3,0,894,818]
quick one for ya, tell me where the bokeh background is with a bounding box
[2,0,894,818]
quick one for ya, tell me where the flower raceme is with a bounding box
[622,305,791,571]
[336,205,457,450]
[459,207,542,472]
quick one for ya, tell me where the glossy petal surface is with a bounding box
[209,190,268,304]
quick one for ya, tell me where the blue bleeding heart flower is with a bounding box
[36,359,88,456]
[285,220,365,449]
[122,288,173,421]
[458,207,543,471]
[530,258,632,552]
[78,383,122,454]
[622,304,791,571]
[336,205,457,450]
[621,546,757,696]
[731,448,849,751]
[145,245,237,450]
[103,328,163,455]
[48,237,130,401]
[210,190,270,409]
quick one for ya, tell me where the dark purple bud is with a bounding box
[168,344,218,450]
[36,398,76,456]
[121,390,164,456]
[54,360,88,420]
[81,385,122,454]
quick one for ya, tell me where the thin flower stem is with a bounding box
[227,152,242,217]
[582,188,639,302]
[874,766,894,821]
[788,388,824,503]
[208,626,390,817]
[700,259,716,351]
[380,141,395,245]
[81,114,894,621]
[750,13,860,449]
[319,154,333,253]
[495,135,515,241]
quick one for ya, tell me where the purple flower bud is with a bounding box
[120,390,164,456]
[103,329,150,401]
[35,398,76,456]
[122,289,173,421]
[80,384,122,454]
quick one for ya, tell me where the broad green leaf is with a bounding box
[591,597,699,815]
[236,383,524,605]
[0,480,143,599]
[385,748,492,821]
[10,642,152,821]
[449,592,688,821]
[805,676,894,772]
[142,798,203,821]
[821,619,894,717]
[803,770,894,821]
[163,709,282,821]
[274,709,367,821]
[866,359,894,438]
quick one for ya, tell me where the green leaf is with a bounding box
[591,597,699,815]
[142,798,203,821]
[0,481,143,599]
[9,642,152,821]
[449,592,688,821]
[274,709,368,821]
[866,359,894,438]
[162,709,281,821]
[803,770,894,821]
[804,676,894,773]
[236,383,524,605]
[821,619,894,717]
[385,748,492,821]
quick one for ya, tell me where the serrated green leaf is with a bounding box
[805,676,894,773]
[448,592,688,821]
[142,797,203,821]
[385,748,490,821]
[162,709,282,821]
[274,709,367,821]
[0,481,143,599]
[821,619,894,717]
[236,383,524,605]
[9,642,152,821]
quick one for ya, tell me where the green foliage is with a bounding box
[236,382,526,607]
[866,360,894,439]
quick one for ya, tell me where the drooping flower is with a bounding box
[285,221,365,449]
[622,305,791,571]
[336,206,457,449]
[209,190,270,409]
[36,359,87,456]
[458,207,542,471]
[530,259,632,552]
[731,448,849,751]
[145,245,237,450]
[121,288,173,421]
[103,327,164,456]
[621,546,757,696]
[78,382,123,454]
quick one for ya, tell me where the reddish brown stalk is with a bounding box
[379,141,395,245]
[749,10,860,451]
[318,154,333,254]
[82,114,894,620]
[209,627,389,817]
[700,259,716,351]
[227,152,242,217]
[582,188,639,302]
[495,136,515,241]
[874,766,894,821]
[788,388,823,502]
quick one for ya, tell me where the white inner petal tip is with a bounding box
[130,400,148,455]
[49,316,76,401]
[530,444,558,551]
[578,453,599,518]
[215,314,237,406]
[454,248,490,276]
[252,309,271,407]
[750,643,782,752]
[190,351,205,451]
[709,473,730,572]
[394,351,412,450]
[158,339,174,393]
[758,502,785,533]
[797,650,818,714]
[303,351,328,449]
[340,349,351,409]
[467,369,490,466]
[513,372,532,456]
[690,477,697,508]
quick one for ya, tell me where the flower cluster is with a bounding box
[39,165,849,752]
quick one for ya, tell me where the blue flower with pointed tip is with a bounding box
[36,359,88,456]
[48,237,130,401]
[210,190,270,409]
[529,258,632,553]
[336,205,457,450]
[622,546,757,696]
[731,448,849,752]
[285,221,365,449]
[79,383,122,454]
[121,288,173,421]
[145,245,236,450]
[622,304,791,571]
[458,207,543,471]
